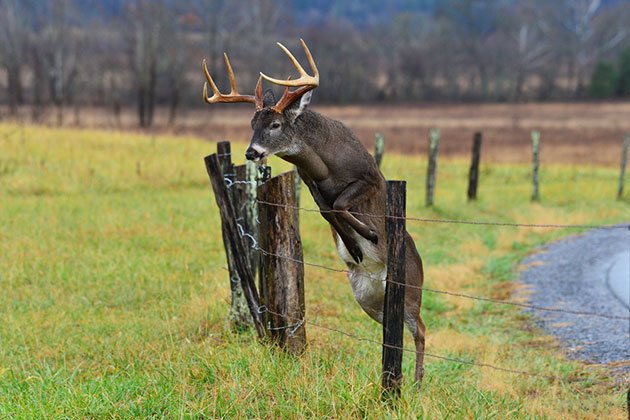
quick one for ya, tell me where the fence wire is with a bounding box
[255,200,630,231]
[213,154,630,398]
[259,306,617,387]
[234,223,629,321]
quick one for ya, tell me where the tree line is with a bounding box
[1,0,629,127]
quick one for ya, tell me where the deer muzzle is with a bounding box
[245,144,268,161]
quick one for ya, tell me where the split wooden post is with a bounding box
[234,164,259,274]
[258,171,306,354]
[382,180,407,398]
[467,132,482,201]
[375,133,385,167]
[617,134,629,199]
[245,160,260,266]
[205,153,265,338]
[215,142,252,331]
[293,165,302,208]
[531,131,541,202]
[426,128,440,207]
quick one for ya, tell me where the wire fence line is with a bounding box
[215,168,629,393]
[258,306,613,386]
[255,200,630,231]
[232,223,629,321]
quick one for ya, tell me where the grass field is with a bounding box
[0,123,628,417]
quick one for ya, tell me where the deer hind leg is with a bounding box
[405,307,426,386]
[326,215,363,264]
[332,180,379,244]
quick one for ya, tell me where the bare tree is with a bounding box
[35,0,83,126]
[0,0,28,116]
[501,0,553,100]
[549,0,627,96]
[3,0,630,116]
[436,0,505,99]
[123,0,166,128]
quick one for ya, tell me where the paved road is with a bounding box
[607,251,630,309]
[519,226,629,369]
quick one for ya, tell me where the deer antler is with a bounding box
[260,39,319,114]
[203,53,263,110]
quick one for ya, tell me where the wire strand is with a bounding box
[255,200,630,230]
[260,307,613,386]
[253,245,630,321]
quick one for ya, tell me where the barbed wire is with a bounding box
[214,171,630,395]
[259,306,616,386]
[241,234,630,321]
[255,200,630,230]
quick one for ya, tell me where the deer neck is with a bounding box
[280,140,329,182]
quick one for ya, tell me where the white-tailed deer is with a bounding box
[202,40,426,383]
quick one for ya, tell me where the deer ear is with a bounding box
[262,89,276,108]
[285,91,312,123]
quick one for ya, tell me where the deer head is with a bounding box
[202,39,319,161]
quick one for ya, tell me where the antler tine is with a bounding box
[300,38,319,80]
[223,53,239,94]
[260,38,319,87]
[201,56,257,105]
[202,59,221,103]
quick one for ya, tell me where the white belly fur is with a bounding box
[336,233,387,319]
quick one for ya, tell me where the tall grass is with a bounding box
[0,123,627,417]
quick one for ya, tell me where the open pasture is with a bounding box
[0,123,628,417]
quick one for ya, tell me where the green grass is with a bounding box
[0,123,628,418]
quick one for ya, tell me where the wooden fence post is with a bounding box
[215,142,252,331]
[382,180,407,397]
[375,133,385,167]
[258,171,306,354]
[234,164,259,275]
[617,134,629,200]
[293,165,302,208]
[426,128,440,207]
[245,161,260,268]
[467,132,482,201]
[205,153,265,338]
[531,131,540,202]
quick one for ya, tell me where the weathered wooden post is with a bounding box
[234,164,259,273]
[382,180,407,398]
[293,165,302,208]
[214,142,252,331]
[617,134,629,200]
[426,128,440,207]
[258,171,306,354]
[205,152,265,338]
[531,131,541,202]
[245,160,259,265]
[375,133,385,167]
[467,132,482,201]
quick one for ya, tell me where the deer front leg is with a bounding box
[303,178,364,263]
[333,180,379,244]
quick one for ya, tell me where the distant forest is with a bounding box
[1,0,629,127]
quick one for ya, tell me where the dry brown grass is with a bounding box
[4,101,629,165]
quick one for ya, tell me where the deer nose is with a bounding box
[245,147,259,161]
[245,144,267,161]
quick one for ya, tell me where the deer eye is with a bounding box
[270,122,281,129]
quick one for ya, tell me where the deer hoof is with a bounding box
[367,230,378,245]
[349,245,363,264]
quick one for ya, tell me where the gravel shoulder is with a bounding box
[519,226,630,373]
